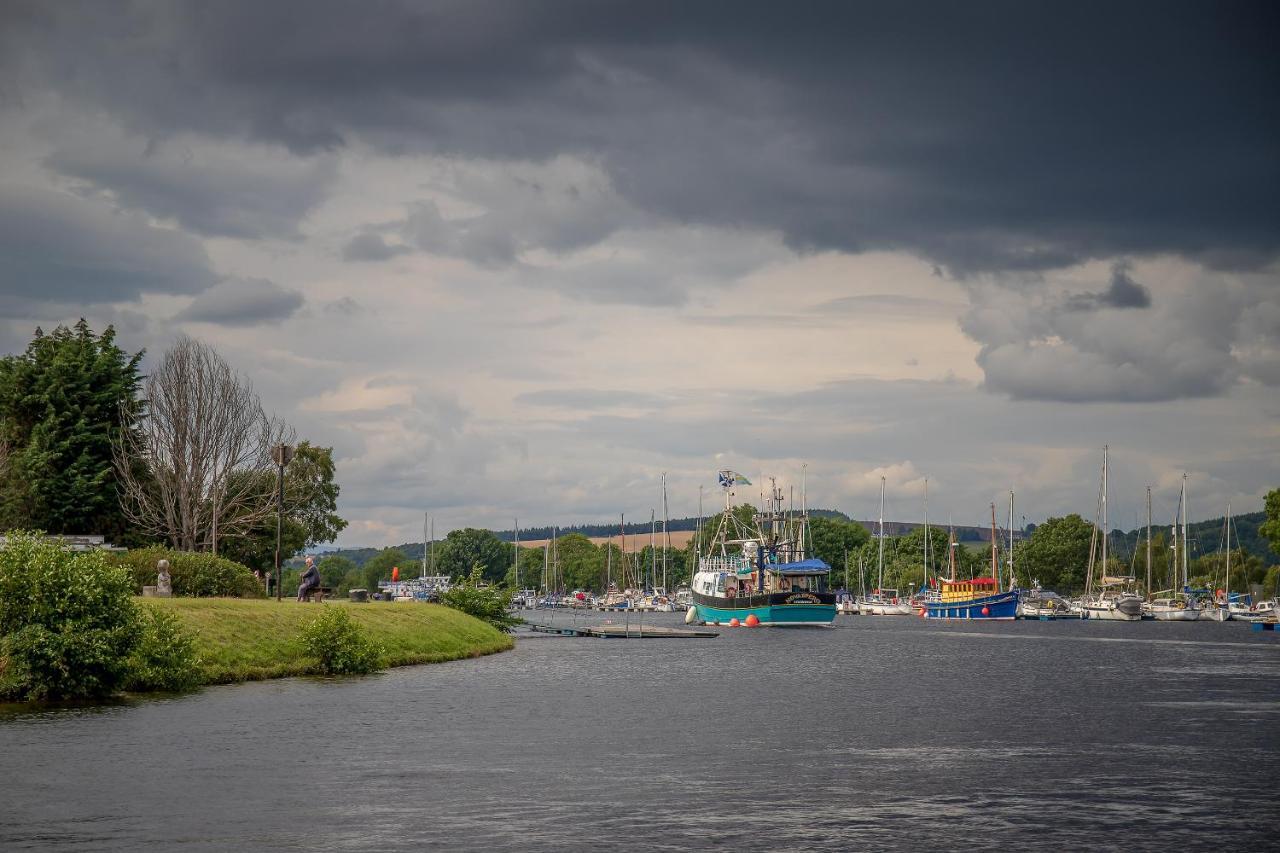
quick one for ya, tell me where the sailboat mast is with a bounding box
[923,478,929,593]
[552,526,559,595]
[1226,502,1232,603]
[1181,472,1189,589]
[990,502,999,585]
[1007,490,1014,592]
[877,476,886,592]
[513,517,519,589]
[423,513,429,578]
[1145,488,1152,599]
[948,516,956,581]
[662,473,669,591]
[542,542,549,594]
[649,509,656,591]
[1101,445,1108,580]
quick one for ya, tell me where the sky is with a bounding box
[1,1,1277,546]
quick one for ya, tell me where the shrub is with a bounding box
[111,547,265,598]
[0,532,142,700]
[439,564,521,633]
[124,606,203,693]
[299,606,384,675]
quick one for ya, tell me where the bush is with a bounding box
[299,606,384,675]
[111,547,265,598]
[0,532,143,700]
[439,564,521,633]
[124,606,203,693]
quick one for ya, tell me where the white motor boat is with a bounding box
[1083,590,1144,621]
[1229,600,1274,622]
[858,589,914,616]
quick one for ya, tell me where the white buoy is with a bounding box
[685,605,698,625]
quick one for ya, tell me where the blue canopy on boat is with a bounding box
[767,558,831,575]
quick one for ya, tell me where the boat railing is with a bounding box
[699,555,754,575]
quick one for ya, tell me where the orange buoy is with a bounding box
[981,606,990,616]
[745,614,760,627]
[918,608,927,618]
[391,566,400,582]
[729,617,741,627]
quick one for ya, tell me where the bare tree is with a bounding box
[114,336,295,552]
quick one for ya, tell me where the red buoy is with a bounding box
[745,614,760,627]
[981,606,990,616]
[918,608,927,618]
[729,617,741,627]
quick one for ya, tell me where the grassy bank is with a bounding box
[144,598,513,684]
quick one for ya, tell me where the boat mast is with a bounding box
[513,517,519,589]
[1145,488,1152,599]
[649,509,656,592]
[620,513,627,588]
[1226,502,1232,604]
[542,541,549,595]
[922,478,929,594]
[990,502,999,585]
[552,526,559,595]
[662,472,670,592]
[1007,490,1014,592]
[1101,445,1108,581]
[423,513,429,579]
[607,524,613,591]
[801,463,808,561]
[948,515,956,582]
[877,476,886,593]
[1181,472,1189,589]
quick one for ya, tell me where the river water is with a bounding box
[2,614,1278,851]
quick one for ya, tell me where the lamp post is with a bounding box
[272,443,295,601]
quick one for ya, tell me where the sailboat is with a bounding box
[688,470,836,626]
[857,477,914,616]
[1148,476,1199,621]
[1082,446,1143,621]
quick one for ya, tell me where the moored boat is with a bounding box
[924,507,1019,620]
[1146,596,1200,621]
[690,470,836,627]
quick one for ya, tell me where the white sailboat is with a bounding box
[1083,446,1143,621]
[1148,477,1198,621]
[857,477,913,616]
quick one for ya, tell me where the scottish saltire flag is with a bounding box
[718,470,752,488]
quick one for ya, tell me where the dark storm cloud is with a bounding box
[0,185,217,303]
[44,137,337,240]
[4,1,1276,274]
[175,277,304,326]
[1065,262,1151,311]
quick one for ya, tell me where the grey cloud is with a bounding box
[8,2,1274,275]
[175,277,304,326]
[515,389,669,410]
[44,134,337,240]
[1065,262,1152,311]
[0,185,216,303]
[817,294,964,317]
[341,231,412,262]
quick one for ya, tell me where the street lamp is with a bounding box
[272,443,295,601]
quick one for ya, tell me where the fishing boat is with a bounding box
[923,503,1019,619]
[1082,447,1143,621]
[688,470,836,627]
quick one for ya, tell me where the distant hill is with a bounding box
[1112,510,1275,564]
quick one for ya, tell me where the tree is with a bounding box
[0,321,144,541]
[317,555,357,589]
[433,528,513,584]
[215,442,348,572]
[114,335,295,552]
[362,547,408,591]
[809,516,871,582]
[439,564,519,632]
[1014,514,1094,593]
[1260,488,1280,558]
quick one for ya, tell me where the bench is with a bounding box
[305,586,334,603]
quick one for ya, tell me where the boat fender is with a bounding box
[685,606,698,625]
[981,606,990,616]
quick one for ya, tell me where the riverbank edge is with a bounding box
[143,597,514,685]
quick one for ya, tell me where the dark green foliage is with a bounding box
[433,528,514,583]
[1260,489,1280,560]
[299,606,384,675]
[110,547,265,598]
[317,555,356,588]
[124,606,202,693]
[810,516,871,580]
[0,322,144,542]
[1013,514,1094,593]
[0,532,143,700]
[440,565,520,632]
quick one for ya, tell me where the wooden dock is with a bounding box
[526,623,718,639]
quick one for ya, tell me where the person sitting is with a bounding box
[297,556,321,602]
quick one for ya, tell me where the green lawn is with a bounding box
[143,597,513,684]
